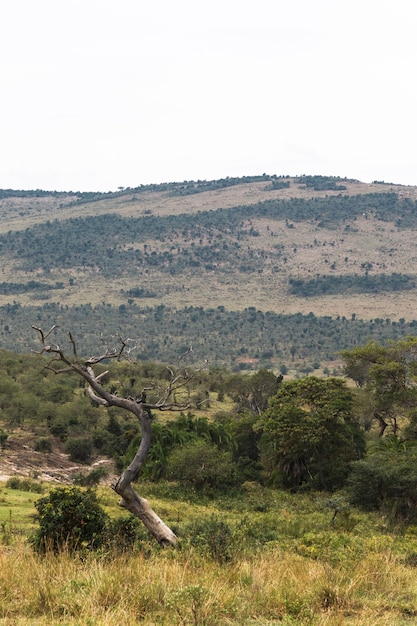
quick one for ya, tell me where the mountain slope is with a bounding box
[1,175,417,371]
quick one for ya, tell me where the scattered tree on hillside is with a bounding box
[32,325,203,546]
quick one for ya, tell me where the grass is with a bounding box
[2,480,417,624]
[4,545,417,625]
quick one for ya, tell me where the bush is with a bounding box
[64,437,94,463]
[103,516,148,552]
[184,515,234,562]
[32,486,109,552]
[34,437,52,453]
[347,460,385,511]
[348,439,417,521]
[0,429,8,449]
[167,440,238,492]
[5,476,44,493]
[74,465,109,487]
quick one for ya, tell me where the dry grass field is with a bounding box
[2,481,417,626]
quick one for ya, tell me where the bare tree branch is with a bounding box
[31,326,205,547]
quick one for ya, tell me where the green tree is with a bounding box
[341,338,417,436]
[167,440,238,492]
[348,437,417,520]
[226,369,282,415]
[0,428,8,449]
[256,377,365,491]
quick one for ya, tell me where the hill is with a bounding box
[1,174,417,371]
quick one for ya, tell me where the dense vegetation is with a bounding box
[3,333,417,623]
[2,192,417,277]
[3,337,417,511]
[3,178,417,622]
[1,303,417,371]
[288,272,416,296]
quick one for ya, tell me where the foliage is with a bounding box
[74,465,109,487]
[102,515,148,552]
[32,486,109,552]
[64,437,94,463]
[0,280,64,295]
[217,411,263,481]
[348,437,417,520]
[297,174,351,190]
[183,515,234,562]
[342,338,417,435]
[166,440,238,492]
[3,305,417,372]
[289,272,416,297]
[34,437,52,453]
[123,412,235,481]
[257,377,365,490]
[5,476,44,493]
[225,368,282,414]
[0,428,7,449]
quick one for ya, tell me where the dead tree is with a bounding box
[32,325,201,547]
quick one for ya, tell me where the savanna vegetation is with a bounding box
[2,176,417,375]
[3,177,417,622]
[2,303,417,373]
[2,335,417,623]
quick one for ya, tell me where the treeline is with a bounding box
[0,174,358,202]
[0,175,281,204]
[0,189,75,199]
[1,302,416,369]
[0,281,65,295]
[297,175,353,191]
[288,273,416,297]
[2,192,417,275]
[167,174,278,196]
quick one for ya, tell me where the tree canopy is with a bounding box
[256,377,365,491]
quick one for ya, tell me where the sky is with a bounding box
[1,0,417,192]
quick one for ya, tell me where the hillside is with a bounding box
[1,174,417,371]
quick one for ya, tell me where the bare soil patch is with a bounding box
[0,429,115,484]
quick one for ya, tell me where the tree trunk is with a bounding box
[88,386,178,546]
[32,326,182,547]
[115,479,177,546]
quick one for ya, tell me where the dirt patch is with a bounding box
[0,431,116,484]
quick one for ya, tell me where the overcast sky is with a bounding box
[1,0,416,191]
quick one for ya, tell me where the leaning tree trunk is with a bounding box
[33,326,187,546]
[86,370,178,546]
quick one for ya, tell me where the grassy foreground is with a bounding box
[1,481,417,625]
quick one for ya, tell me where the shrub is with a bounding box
[103,516,148,552]
[167,440,238,492]
[184,515,234,562]
[32,486,109,552]
[74,465,109,487]
[5,476,44,493]
[34,437,52,453]
[0,429,7,449]
[64,437,94,463]
[348,439,417,520]
[347,460,385,511]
